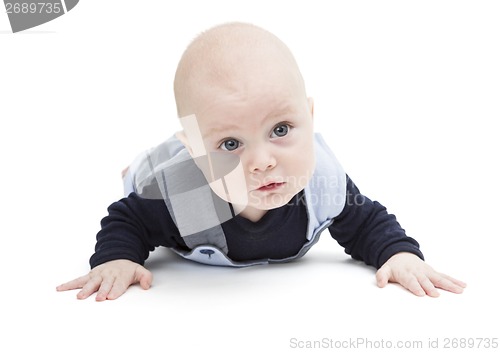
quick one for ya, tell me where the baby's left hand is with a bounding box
[376,252,467,297]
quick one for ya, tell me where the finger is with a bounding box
[105,267,153,300]
[430,273,465,294]
[417,274,440,298]
[76,276,103,300]
[56,275,90,292]
[105,278,129,301]
[439,273,467,289]
[95,277,116,301]
[136,267,153,290]
[401,275,426,297]
[375,265,392,288]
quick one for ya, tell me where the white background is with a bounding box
[1,1,499,351]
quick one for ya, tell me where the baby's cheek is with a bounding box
[292,148,315,186]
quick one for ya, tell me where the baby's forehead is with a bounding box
[196,85,303,116]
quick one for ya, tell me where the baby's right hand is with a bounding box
[56,259,153,301]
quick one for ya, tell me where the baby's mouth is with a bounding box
[256,182,286,192]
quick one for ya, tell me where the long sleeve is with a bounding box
[329,176,424,269]
[89,193,186,268]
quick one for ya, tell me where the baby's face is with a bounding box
[181,74,315,219]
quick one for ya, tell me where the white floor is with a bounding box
[5,231,498,352]
[1,2,499,351]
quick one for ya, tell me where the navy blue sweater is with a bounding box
[89,175,424,269]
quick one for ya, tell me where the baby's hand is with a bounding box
[56,259,153,301]
[376,252,467,297]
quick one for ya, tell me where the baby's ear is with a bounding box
[178,114,207,157]
[175,131,194,156]
[308,97,314,119]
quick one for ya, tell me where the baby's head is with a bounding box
[174,22,315,221]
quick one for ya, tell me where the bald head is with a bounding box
[173,22,307,118]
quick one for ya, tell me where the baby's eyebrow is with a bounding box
[202,105,298,139]
[203,123,241,139]
[267,105,299,121]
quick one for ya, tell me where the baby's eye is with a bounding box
[220,139,240,151]
[271,124,289,138]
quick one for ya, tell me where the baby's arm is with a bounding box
[57,193,182,300]
[329,176,466,296]
[56,259,152,301]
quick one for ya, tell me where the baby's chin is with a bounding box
[247,190,300,210]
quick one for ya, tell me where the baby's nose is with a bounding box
[247,147,276,173]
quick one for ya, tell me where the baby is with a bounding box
[57,22,466,301]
